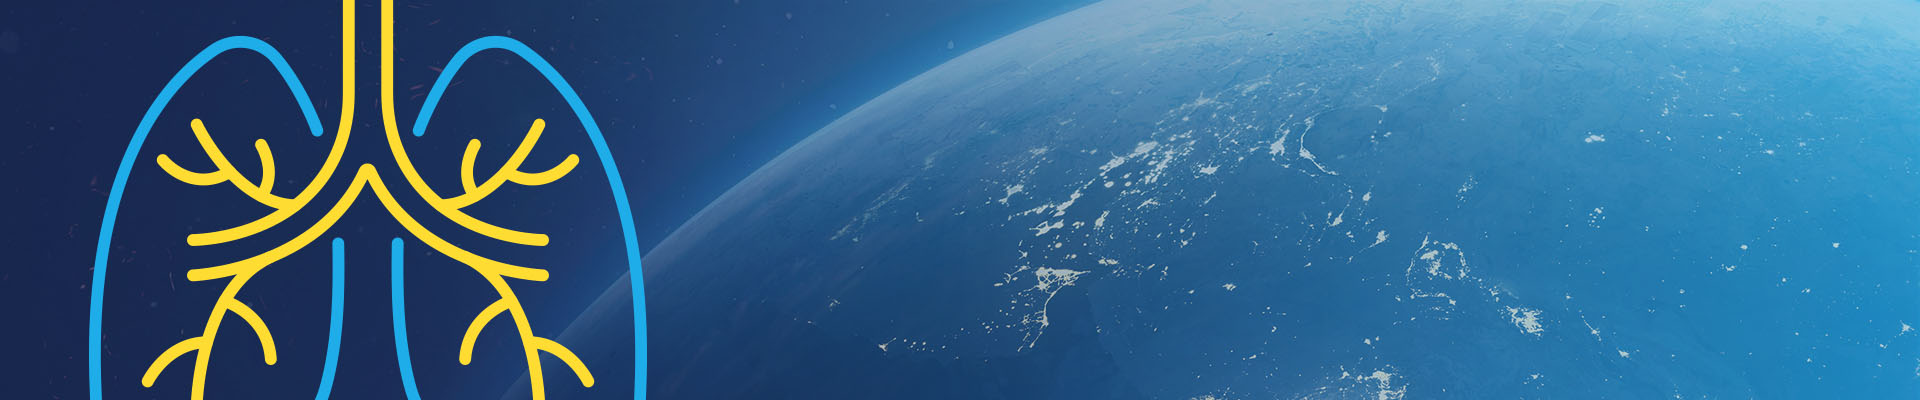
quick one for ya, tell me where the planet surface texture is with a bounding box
[559,0,1920,398]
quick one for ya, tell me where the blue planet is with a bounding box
[555,0,1920,398]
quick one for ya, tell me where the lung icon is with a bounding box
[86,2,648,400]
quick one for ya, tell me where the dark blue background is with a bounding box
[0,1,1091,398]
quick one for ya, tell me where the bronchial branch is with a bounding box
[439,119,594,399]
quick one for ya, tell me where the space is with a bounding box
[6,0,1920,399]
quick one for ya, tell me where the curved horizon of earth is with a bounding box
[540,0,1920,398]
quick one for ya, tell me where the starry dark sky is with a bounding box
[0,0,1092,397]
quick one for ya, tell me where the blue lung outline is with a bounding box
[399,36,649,400]
[87,36,342,400]
[390,238,422,398]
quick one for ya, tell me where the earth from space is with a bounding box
[549,0,1920,398]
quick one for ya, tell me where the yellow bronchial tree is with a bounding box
[138,1,595,399]
[146,120,594,400]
